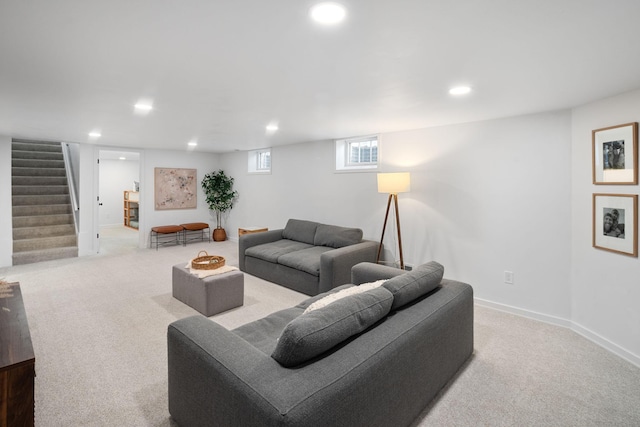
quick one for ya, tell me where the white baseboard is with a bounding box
[474,297,572,328]
[474,297,640,369]
[570,323,640,368]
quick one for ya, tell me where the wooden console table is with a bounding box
[238,227,268,236]
[0,282,35,427]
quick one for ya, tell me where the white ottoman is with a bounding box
[172,264,244,316]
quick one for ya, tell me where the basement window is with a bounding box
[335,135,379,172]
[248,148,271,174]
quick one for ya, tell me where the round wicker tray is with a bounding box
[191,251,225,270]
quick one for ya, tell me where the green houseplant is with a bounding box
[201,170,239,241]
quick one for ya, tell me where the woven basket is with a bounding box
[191,251,225,270]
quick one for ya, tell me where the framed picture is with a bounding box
[593,193,638,257]
[154,168,197,210]
[592,122,638,184]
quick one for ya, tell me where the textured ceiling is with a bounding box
[1,0,640,153]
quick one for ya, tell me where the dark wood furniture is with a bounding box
[0,282,35,427]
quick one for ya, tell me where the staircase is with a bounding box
[11,139,78,265]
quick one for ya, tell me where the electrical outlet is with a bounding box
[504,271,514,284]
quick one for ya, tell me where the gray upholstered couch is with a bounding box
[239,219,379,295]
[168,261,474,427]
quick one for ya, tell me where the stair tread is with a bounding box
[13,224,75,231]
[14,234,77,241]
[12,247,78,265]
[14,246,78,253]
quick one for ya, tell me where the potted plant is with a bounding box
[201,170,239,241]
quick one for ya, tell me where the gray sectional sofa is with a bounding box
[239,219,379,295]
[168,261,474,427]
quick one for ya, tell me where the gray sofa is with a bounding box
[168,261,474,427]
[239,219,379,295]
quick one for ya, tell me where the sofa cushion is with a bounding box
[245,239,314,263]
[271,286,394,367]
[382,261,444,310]
[282,219,319,245]
[313,224,363,248]
[277,246,334,276]
[232,307,304,355]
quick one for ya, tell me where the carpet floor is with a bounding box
[1,226,638,426]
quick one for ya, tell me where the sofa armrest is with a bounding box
[318,240,379,293]
[238,229,283,271]
[168,316,282,426]
[351,262,406,285]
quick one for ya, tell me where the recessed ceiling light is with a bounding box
[119,156,126,160]
[310,2,347,25]
[188,141,198,147]
[134,102,153,111]
[449,86,472,95]
[266,124,279,132]
[89,131,101,138]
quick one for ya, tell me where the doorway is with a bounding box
[97,149,141,255]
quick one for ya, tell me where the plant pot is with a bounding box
[212,228,227,242]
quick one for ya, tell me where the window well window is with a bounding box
[336,135,379,171]
[248,148,271,174]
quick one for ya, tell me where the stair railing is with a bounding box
[61,143,80,234]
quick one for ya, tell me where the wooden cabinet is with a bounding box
[124,191,139,229]
[0,282,35,427]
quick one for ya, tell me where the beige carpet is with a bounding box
[1,226,639,426]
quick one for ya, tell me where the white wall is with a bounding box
[571,89,640,364]
[78,146,218,255]
[0,135,12,267]
[223,110,574,320]
[223,140,381,239]
[98,159,139,227]
[77,144,99,256]
[140,149,220,242]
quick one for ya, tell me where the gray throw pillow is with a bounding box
[282,219,318,244]
[272,286,393,367]
[382,261,444,310]
[313,224,363,248]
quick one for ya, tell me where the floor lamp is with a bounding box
[376,172,410,270]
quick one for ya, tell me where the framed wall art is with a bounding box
[592,193,638,257]
[592,122,638,185]
[154,167,197,210]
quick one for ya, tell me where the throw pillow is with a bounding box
[382,261,444,310]
[282,219,318,245]
[313,224,363,248]
[271,287,393,367]
[303,280,386,314]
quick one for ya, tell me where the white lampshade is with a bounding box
[377,172,411,194]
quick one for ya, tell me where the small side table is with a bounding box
[238,227,268,236]
[172,264,244,316]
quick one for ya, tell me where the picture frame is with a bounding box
[154,167,197,210]
[592,193,638,257]
[592,122,638,185]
